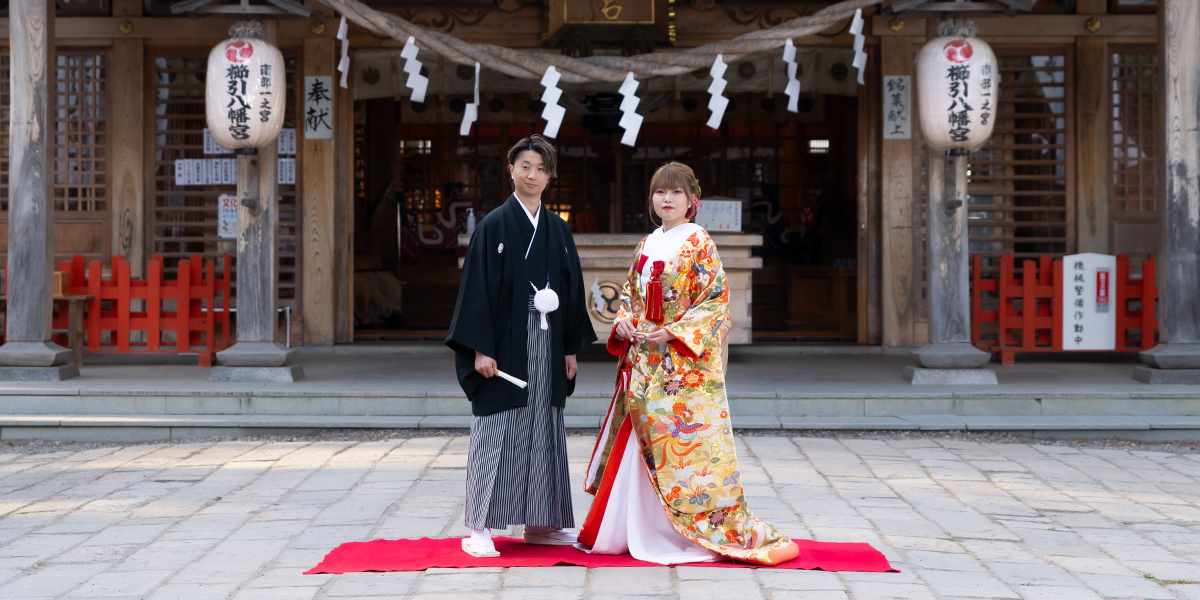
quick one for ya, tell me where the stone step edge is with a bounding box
[1,414,1199,431]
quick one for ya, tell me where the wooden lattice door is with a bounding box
[0,49,112,266]
[145,47,302,317]
[967,46,1074,272]
[1109,45,1160,262]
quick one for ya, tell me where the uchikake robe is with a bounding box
[445,195,597,417]
[580,227,797,566]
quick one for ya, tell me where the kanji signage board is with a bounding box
[304,76,334,140]
[1061,253,1116,351]
[882,75,911,140]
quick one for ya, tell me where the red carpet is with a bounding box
[304,537,897,574]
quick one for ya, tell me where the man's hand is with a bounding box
[475,351,497,377]
[566,354,578,380]
[641,328,674,344]
[613,318,636,340]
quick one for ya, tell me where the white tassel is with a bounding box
[706,54,729,130]
[540,66,565,139]
[618,71,643,147]
[850,8,867,86]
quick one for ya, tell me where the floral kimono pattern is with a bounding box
[585,229,796,566]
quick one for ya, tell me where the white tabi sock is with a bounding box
[526,526,577,541]
[469,528,495,551]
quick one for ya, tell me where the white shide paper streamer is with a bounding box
[540,65,566,139]
[400,36,428,103]
[618,72,643,147]
[459,61,481,136]
[782,39,801,113]
[850,8,867,86]
[706,54,729,130]
[336,16,350,89]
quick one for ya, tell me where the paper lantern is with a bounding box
[916,22,998,153]
[205,22,286,153]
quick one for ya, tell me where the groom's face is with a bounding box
[509,151,550,199]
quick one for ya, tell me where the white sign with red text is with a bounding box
[218,194,238,239]
[1061,252,1116,350]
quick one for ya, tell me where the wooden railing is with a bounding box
[971,254,1158,365]
[58,254,233,366]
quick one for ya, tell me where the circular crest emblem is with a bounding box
[587,279,624,324]
[224,40,254,63]
[943,40,974,64]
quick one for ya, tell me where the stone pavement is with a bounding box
[4,434,1200,599]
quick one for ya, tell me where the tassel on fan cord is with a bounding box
[645,261,665,324]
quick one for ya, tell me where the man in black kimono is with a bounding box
[446,135,597,558]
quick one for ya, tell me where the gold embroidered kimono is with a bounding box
[580,227,798,566]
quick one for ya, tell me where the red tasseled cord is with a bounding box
[645,260,666,324]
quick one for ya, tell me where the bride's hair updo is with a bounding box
[648,162,703,224]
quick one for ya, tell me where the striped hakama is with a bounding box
[463,299,574,530]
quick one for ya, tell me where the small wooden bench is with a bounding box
[0,294,92,366]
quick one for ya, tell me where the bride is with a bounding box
[576,162,799,566]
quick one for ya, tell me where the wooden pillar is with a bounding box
[880,36,915,347]
[912,149,990,370]
[334,70,354,344]
[1140,0,1200,369]
[1076,36,1109,254]
[212,20,299,379]
[0,0,74,375]
[857,46,882,345]
[302,38,336,346]
[111,38,145,276]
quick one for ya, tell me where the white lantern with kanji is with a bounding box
[205,21,286,153]
[916,21,998,153]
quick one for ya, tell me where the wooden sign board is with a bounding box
[1061,252,1116,351]
[546,0,671,43]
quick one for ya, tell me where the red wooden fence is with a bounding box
[971,254,1158,365]
[58,254,233,366]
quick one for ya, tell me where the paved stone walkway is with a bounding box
[3,435,1200,599]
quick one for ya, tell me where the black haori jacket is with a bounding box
[446,195,597,417]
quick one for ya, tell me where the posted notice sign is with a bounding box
[218,194,238,239]
[695,199,742,232]
[1061,252,1116,350]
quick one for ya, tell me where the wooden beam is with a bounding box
[111,0,141,17]
[872,14,1153,37]
[880,35,915,347]
[1075,36,1109,254]
[110,38,144,276]
[302,37,336,346]
[1077,0,1108,14]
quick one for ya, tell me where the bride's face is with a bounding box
[652,186,691,226]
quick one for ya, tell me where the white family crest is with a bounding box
[498,243,505,254]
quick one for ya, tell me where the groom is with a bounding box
[446,135,597,557]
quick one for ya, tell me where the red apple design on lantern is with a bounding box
[942,40,973,64]
[225,41,254,63]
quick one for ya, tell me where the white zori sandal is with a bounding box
[523,527,578,546]
[461,537,500,558]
